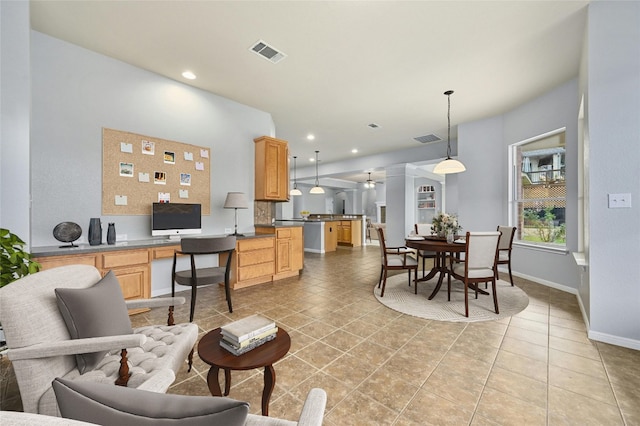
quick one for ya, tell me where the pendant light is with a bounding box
[309,151,325,194]
[290,155,302,196]
[364,172,376,189]
[433,90,466,174]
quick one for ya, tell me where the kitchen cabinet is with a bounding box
[254,226,304,280]
[337,220,362,247]
[254,136,289,202]
[324,221,338,252]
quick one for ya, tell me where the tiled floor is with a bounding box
[1,244,639,425]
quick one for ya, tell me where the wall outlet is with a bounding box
[224,228,232,234]
[116,234,127,241]
[608,193,632,208]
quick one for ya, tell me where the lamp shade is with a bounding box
[309,186,325,194]
[290,188,303,196]
[223,192,249,209]
[433,158,466,174]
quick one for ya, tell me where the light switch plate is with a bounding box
[608,193,632,208]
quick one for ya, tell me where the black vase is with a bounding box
[88,218,102,246]
[107,223,116,245]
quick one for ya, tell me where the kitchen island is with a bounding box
[275,215,365,253]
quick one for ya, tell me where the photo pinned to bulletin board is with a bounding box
[102,128,210,215]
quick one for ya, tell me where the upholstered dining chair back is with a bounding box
[497,226,517,285]
[466,231,501,271]
[0,264,198,416]
[414,223,433,236]
[172,235,237,320]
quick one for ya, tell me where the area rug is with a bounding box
[373,274,529,322]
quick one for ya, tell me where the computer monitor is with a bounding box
[151,202,202,240]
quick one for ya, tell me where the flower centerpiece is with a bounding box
[432,212,462,238]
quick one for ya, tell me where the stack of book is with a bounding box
[219,314,277,356]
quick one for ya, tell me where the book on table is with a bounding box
[221,326,278,349]
[220,314,276,343]
[219,332,277,356]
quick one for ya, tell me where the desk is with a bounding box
[198,327,291,416]
[405,237,485,300]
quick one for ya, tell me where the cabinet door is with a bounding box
[111,265,150,300]
[290,227,304,270]
[276,238,292,273]
[254,136,289,201]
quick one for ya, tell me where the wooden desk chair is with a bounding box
[376,227,417,297]
[448,231,501,317]
[497,226,517,286]
[172,235,236,321]
[414,223,437,276]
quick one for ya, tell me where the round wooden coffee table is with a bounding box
[197,327,291,416]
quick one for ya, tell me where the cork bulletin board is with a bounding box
[102,128,211,215]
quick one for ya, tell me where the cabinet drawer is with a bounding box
[238,237,274,251]
[276,228,292,239]
[153,246,181,259]
[239,262,274,281]
[101,249,150,268]
[238,248,275,267]
[36,255,97,270]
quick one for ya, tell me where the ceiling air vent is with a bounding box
[414,134,441,144]
[250,40,287,64]
[368,123,381,129]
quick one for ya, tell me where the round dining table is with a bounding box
[405,236,487,299]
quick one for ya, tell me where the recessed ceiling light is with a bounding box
[351,149,358,154]
[182,71,196,80]
[307,134,315,141]
[309,157,315,162]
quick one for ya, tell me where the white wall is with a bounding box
[0,1,31,242]
[30,31,274,247]
[458,79,580,291]
[586,1,640,347]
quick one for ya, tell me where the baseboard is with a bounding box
[588,330,640,351]
[503,268,577,295]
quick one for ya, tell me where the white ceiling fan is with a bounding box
[364,172,377,189]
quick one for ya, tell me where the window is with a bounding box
[510,129,566,248]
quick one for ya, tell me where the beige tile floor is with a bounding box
[2,244,639,425]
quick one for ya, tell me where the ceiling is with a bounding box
[30,1,589,184]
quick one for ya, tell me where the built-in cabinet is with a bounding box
[35,248,152,314]
[254,136,289,202]
[249,226,305,285]
[417,185,437,224]
[337,220,362,247]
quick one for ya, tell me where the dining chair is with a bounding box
[172,235,237,321]
[376,227,418,297]
[497,225,517,286]
[414,223,437,277]
[448,231,501,317]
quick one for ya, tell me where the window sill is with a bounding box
[513,241,568,255]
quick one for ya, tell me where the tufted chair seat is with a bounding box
[0,265,199,416]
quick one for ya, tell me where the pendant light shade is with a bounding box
[434,90,466,175]
[310,151,325,194]
[290,155,302,196]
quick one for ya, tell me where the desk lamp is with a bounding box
[224,192,249,236]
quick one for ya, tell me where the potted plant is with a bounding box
[1,228,40,287]
[1,228,40,348]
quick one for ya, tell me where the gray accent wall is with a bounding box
[30,31,274,247]
[457,79,580,291]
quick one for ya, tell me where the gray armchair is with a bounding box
[0,265,199,416]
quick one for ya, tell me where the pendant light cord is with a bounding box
[315,151,320,186]
[446,90,453,159]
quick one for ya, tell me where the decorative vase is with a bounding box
[446,230,454,243]
[88,218,102,246]
[107,223,116,245]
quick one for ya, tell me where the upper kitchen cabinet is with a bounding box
[254,136,290,201]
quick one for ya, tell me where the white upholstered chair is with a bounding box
[497,226,517,286]
[414,223,437,276]
[448,231,501,317]
[376,227,418,297]
[0,264,198,416]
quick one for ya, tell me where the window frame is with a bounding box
[508,127,567,252]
